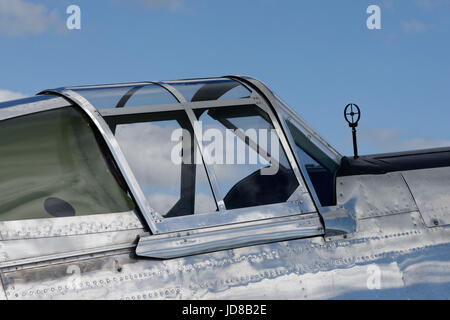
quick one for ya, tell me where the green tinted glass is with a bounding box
[0,107,135,221]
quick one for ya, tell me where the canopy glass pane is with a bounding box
[72,83,178,110]
[163,79,251,102]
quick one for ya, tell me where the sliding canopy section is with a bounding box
[65,78,253,110]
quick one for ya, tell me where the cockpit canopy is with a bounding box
[0,76,341,235]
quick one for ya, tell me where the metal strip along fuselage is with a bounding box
[0,76,448,300]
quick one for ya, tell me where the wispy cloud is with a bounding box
[0,89,27,103]
[401,20,432,34]
[360,128,450,153]
[0,0,64,36]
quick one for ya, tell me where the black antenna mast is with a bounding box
[344,103,361,159]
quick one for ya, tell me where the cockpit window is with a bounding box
[107,111,218,218]
[286,119,339,206]
[194,105,299,210]
[0,107,135,221]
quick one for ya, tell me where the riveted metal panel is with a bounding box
[2,210,449,300]
[0,211,144,241]
[357,211,425,235]
[335,172,418,219]
[0,229,142,267]
[137,213,323,259]
[402,167,450,227]
[154,199,316,234]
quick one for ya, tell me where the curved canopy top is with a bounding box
[59,77,252,110]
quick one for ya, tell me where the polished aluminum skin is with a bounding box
[0,76,448,300]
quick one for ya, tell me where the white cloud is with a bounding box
[401,20,432,34]
[360,128,450,153]
[0,0,64,36]
[115,122,182,188]
[147,193,179,215]
[0,89,27,103]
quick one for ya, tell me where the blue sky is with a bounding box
[1,0,449,155]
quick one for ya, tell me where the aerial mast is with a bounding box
[344,103,361,159]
